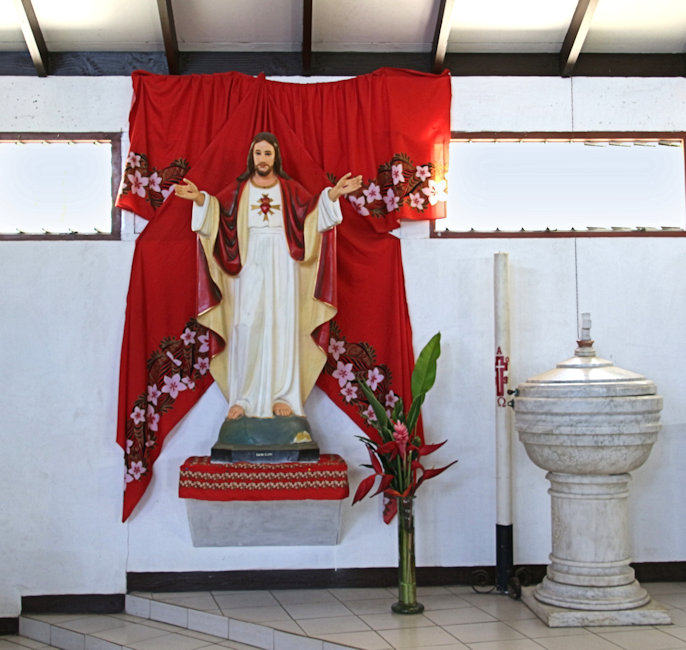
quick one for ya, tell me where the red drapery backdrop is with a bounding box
[117,68,451,521]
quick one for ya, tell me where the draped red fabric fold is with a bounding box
[117,68,450,521]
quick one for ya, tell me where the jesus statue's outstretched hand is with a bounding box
[174,178,205,206]
[328,173,363,202]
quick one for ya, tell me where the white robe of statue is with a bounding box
[192,180,342,417]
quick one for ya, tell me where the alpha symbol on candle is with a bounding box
[495,346,509,407]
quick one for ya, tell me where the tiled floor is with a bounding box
[10,581,686,650]
[11,611,262,650]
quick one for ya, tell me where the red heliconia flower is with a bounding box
[417,440,446,457]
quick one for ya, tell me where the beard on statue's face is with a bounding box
[255,162,273,177]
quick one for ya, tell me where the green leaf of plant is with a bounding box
[406,394,425,433]
[411,332,441,401]
[357,376,390,432]
[391,396,405,422]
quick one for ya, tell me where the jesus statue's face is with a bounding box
[253,140,275,178]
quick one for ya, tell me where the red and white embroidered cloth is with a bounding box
[116,68,451,520]
[179,454,349,501]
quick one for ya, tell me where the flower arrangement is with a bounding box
[352,332,457,505]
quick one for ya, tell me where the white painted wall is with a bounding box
[1,74,685,618]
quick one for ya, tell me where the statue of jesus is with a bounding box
[175,132,362,429]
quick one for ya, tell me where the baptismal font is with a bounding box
[514,314,671,626]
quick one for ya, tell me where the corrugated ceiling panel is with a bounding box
[0,0,29,51]
[313,0,437,52]
[448,0,579,53]
[32,0,163,51]
[175,0,302,52]
[584,0,686,53]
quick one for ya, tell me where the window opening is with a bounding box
[0,133,121,239]
[434,134,686,236]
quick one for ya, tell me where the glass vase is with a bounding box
[391,496,424,614]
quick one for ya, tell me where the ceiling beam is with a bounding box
[0,51,683,78]
[156,0,179,75]
[302,0,313,73]
[431,0,455,73]
[11,0,49,76]
[559,0,600,76]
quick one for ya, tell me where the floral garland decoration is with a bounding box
[123,318,211,489]
[119,151,190,209]
[344,153,448,218]
[324,321,396,428]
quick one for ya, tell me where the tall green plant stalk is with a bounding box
[352,332,458,614]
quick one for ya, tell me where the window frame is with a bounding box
[0,132,122,241]
[432,131,686,239]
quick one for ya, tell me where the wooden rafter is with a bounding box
[302,0,313,73]
[11,0,48,76]
[431,0,455,73]
[156,0,179,75]
[559,0,600,77]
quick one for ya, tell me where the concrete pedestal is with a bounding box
[186,498,343,546]
[179,454,349,547]
[522,587,671,627]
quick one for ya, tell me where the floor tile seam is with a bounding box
[319,589,365,622]
[582,623,662,637]
[208,591,223,614]
[23,614,177,648]
[288,613,366,630]
[19,619,106,650]
[443,613,658,647]
[464,639,547,650]
[267,589,342,610]
[273,598,392,649]
[458,595,513,618]
[481,617,541,640]
[364,616,468,647]
[4,641,54,650]
[217,595,308,636]
[310,628,392,650]
[448,618,534,647]
[277,605,359,622]
[596,624,686,642]
[324,587,397,606]
[327,588,355,611]
[520,640,547,649]
[296,617,376,639]
[33,617,263,650]
[216,604,293,621]
[568,627,628,649]
[136,595,341,648]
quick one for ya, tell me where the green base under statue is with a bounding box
[210,414,320,463]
